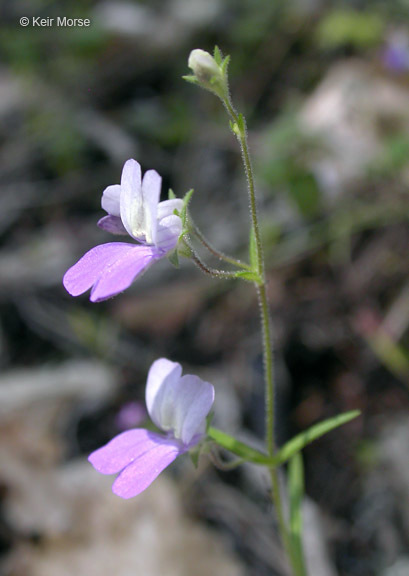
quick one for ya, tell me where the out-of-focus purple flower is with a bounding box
[115,401,147,431]
[63,159,183,302]
[382,31,409,73]
[89,358,215,499]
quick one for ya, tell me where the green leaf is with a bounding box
[235,270,262,284]
[288,453,307,575]
[274,410,361,466]
[208,410,360,468]
[213,45,223,65]
[208,427,271,464]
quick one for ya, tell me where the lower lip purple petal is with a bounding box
[62,241,161,301]
[112,440,181,499]
[90,243,160,302]
[88,429,165,475]
[97,215,128,235]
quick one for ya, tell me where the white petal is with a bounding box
[146,359,215,446]
[157,199,183,221]
[101,184,121,217]
[120,159,143,239]
[146,358,182,429]
[156,214,182,252]
[141,169,161,245]
[169,374,214,445]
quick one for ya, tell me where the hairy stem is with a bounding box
[223,94,303,574]
[189,217,252,271]
[184,238,238,279]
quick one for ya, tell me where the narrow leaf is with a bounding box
[208,427,271,464]
[209,410,360,468]
[275,410,360,466]
[288,453,307,576]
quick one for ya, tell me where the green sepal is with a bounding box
[177,239,193,259]
[235,270,262,284]
[288,453,307,574]
[168,250,179,268]
[213,45,223,65]
[182,74,199,85]
[180,188,194,227]
[168,188,176,200]
[221,55,231,74]
[208,410,360,467]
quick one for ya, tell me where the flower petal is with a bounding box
[90,244,160,302]
[146,358,182,428]
[97,215,128,235]
[146,359,215,446]
[101,184,121,217]
[88,429,168,475]
[157,199,183,221]
[120,159,143,238]
[169,374,215,445]
[156,214,182,252]
[112,438,181,499]
[63,242,160,302]
[141,169,161,245]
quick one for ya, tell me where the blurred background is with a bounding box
[0,0,409,575]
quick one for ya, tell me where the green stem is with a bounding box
[183,238,238,279]
[223,99,264,275]
[223,94,306,575]
[259,282,293,565]
[189,217,252,271]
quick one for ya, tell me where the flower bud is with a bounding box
[187,49,227,99]
[188,50,220,82]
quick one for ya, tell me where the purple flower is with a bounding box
[382,31,409,73]
[115,401,147,431]
[63,159,183,302]
[88,358,215,499]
